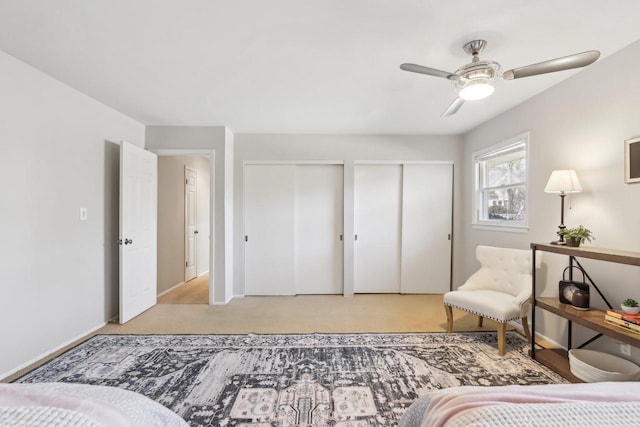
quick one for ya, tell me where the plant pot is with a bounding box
[621,304,640,314]
[566,237,581,247]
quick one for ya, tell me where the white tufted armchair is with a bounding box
[443,246,536,356]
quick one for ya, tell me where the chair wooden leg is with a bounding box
[477,316,484,327]
[497,322,507,356]
[522,316,532,344]
[444,304,453,333]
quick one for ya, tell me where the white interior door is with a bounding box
[294,165,343,294]
[401,164,453,294]
[354,164,402,293]
[244,164,295,295]
[119,141,157,324]
[184,166,197,282]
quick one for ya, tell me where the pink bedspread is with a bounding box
[422,382,640,427]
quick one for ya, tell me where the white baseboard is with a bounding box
[197,270,209,278]
[509,320,564,349]
[533,330,564,349]
[212,294,236,305]
[1,322,107,381]
[509,320,525,335]
[157,281,186,298]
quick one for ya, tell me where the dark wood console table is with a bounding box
[530,243,640,381]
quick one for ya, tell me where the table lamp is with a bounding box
[544,170,582,245]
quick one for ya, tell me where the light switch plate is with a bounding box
[80,207,88,221]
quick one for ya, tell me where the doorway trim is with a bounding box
[152,149,215,305]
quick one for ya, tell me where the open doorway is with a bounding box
[156,155,211,304]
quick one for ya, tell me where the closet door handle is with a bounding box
[354,234,358,241]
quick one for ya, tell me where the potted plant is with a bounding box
[622,298,640,314]
[558,225,595,247]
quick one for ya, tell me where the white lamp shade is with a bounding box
[544,170,582,193]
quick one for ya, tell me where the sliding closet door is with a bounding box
[295,165,344,294]
[401,164,453,294]
[244,164,295,295]
[354,164,402,293]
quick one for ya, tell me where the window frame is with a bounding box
[471,132,530,233]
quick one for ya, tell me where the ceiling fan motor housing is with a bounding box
[454,60,502,100]
[455,40,502,100]
[455,60,502,82]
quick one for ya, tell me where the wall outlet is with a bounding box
[620,343,632,357]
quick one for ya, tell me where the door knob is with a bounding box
[194,230,199,234]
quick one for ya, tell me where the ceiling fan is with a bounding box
[400,40,600,117]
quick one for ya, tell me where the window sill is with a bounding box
[472,223,529,234]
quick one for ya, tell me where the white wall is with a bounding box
[5,33,636,378]
[233,134,464,296]
[145,126,234,304]
[157,155,210,295]
[0,50,145,378]
[461,40,640,357]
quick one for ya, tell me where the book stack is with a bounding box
[605,310,640,334]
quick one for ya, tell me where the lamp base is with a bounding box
[550,240,567,245]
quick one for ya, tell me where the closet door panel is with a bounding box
[354,164,402,293]
[294,165,344,294]
[244,164,295,295]
[401,164,453,294]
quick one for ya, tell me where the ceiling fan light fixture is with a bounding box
[457,80,495,100]
[400,39,600,117]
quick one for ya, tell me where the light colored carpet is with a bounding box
[157,274,209,304]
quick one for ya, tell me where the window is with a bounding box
[473,133,528,231]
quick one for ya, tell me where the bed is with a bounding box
[0,382,187,426]
[399,382,640,427]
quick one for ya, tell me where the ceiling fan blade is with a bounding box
[400,63,459,80]
[441,98,464,117]
[502,50,600,80]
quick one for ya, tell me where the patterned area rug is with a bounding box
[17,332,566,426]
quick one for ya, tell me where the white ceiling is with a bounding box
[1,1,640,135]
